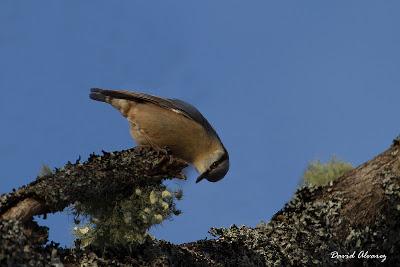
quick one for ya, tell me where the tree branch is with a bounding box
[1,140,400,266]
[0,146,187,222]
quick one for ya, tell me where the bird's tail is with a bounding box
[89,88,115,103]
[90,88,146,103]
[90,88,139,117]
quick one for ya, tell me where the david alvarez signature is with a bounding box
[331,251,387,263]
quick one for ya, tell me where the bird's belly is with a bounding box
[128,103,212,163]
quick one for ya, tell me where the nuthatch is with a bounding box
[89,88,229,183]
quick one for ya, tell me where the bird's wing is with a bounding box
[90,88,218,136]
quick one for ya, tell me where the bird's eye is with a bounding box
[211,162,218,168]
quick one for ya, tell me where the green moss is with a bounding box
[37,164,53,178]
[302,156,353,186]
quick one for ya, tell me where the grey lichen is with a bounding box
[208,185,344,266]
[339,171,400,266]
[2,143,400,266]
[0,219,58,267]
[0,146,188,266]
[0,147,187,217]
[201,173,399,266]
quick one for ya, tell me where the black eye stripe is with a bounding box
[211,152,228,169]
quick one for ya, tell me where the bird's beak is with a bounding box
[195,172,207,183]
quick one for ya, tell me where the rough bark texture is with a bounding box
[0,147,187,222]
[1,198,44,222]
[1,139,400,266]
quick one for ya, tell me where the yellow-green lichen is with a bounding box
[302,156,353,186]
[73,186,182,250]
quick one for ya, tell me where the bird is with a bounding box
[89,88,229,183]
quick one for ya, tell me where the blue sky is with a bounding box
[1,1,399,246]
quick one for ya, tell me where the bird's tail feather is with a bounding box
[89,89,109,103]
[90,88,136,117]
[90,88,143,103]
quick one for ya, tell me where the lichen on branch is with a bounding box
[1,140,400,266]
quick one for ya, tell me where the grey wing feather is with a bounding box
[90,88,219,137]
[167,98,219,136]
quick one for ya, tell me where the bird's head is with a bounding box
[196,152,229,183]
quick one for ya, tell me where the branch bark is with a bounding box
[1,140,400,266]
[0,147,187,222]
[1,198,44,222]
